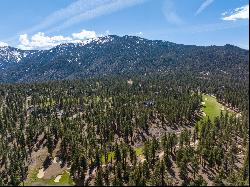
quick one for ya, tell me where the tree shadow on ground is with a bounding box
[43,156,52,170]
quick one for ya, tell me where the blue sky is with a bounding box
[0,0,248,49]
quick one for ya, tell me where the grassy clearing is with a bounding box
[195,94,235,133]
[24,168,74,186]
[59,171,74,185]
[24,168,53,185]
[201,94,234,121]
[135,146,144,156]
[202,94,223,121]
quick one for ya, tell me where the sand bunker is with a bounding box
[52,157,62,164]
[205,98,208,101]
[54,175,62,183]
[37,168,45,178]
[201,102,205,105]
[52,157,58,164]
[202,112,206,116]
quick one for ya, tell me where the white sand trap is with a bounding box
[54,175,62,183]
[205,98,208,101]
[52,157,58,164]
[53,157,62,164]
[37,168,45,178]
[201,102,205,105]
[202,112,206,116]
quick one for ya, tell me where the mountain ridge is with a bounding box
[0,35,248,83]
[0,35,246,53]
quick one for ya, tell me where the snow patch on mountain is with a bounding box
[0,47,37,68]
[79,35,114,46]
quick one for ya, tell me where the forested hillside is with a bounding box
[0,35,248,83]
[0,72,248,186]
[0,35,248,186]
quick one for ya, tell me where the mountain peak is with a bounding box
[0,36,248,82]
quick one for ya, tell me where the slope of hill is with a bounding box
[0,35,248,83]
[0,35,249,186]
[0,46,39,69]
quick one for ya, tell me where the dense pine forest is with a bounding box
[0,70,248,186]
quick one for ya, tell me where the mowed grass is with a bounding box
[24,169,74,186]
[58,171,74,185]
[202,94,223,121]
[195,94,236,140]
[135,147,143,156]
[201,94,234,121]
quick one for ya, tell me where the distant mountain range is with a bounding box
[0,35,248,83]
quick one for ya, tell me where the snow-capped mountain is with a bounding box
[0,46,39,69]
[0,35,248,83]
[0,46,22,68]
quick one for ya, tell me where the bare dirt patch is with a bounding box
[43,161,67,179]
[29,147,49,171]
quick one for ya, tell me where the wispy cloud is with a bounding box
[162,0,183,25]
[222,4,249,21]
[4,0,146,46]
[23,0,103,34]
[18,29,98,50]
[48,0,147,33]
[22,0,146,35]
[195,0,214,15]
[144,21,248,49]
[147,21,248,37]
